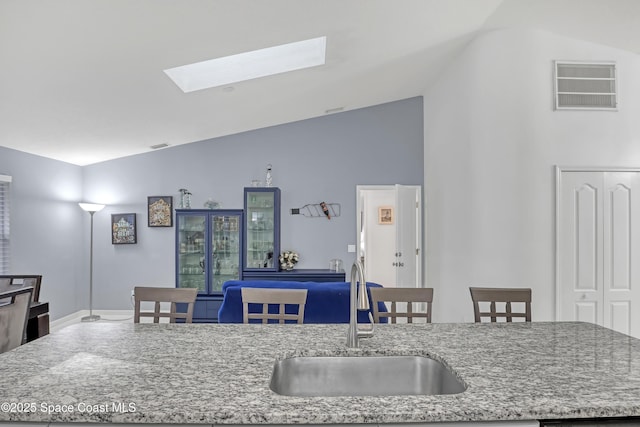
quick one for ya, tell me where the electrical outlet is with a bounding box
[347,244,356,253]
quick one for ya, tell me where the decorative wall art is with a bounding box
[378,206,394,225]
[147,196,173,227]
[112,213,137,244]
[289,202,341,218]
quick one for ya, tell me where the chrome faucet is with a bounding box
[346,260,374,348]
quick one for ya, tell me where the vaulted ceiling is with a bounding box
[1,0,639,165]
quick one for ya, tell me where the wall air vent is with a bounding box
[554,61,617,110]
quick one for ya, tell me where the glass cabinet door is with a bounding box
[210,213,241,292]
[176,213,206,292]
[244,188,280,271]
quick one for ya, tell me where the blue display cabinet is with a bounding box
[175,209,243,322]
[242,187,281,273]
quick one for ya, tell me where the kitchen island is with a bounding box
[1,321,640,425]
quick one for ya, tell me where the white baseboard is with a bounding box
[51,310,134,332]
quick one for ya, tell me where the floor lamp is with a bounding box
[79,202,105,322]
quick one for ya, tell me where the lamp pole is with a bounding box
[79,202,105,322]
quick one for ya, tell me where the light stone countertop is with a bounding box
[1,321,640,424]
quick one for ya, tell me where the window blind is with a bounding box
[0,174,11,274]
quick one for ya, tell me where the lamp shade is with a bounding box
[78,202,105,212]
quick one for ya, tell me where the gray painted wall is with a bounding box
[80,97,424,312]
[0,147,83,320]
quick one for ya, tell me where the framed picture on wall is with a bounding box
[378,206,393,225]
[112,213,137,244]
[147,196,173,227]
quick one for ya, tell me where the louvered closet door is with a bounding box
[558,170,640,338]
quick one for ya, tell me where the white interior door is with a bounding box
[602,172,640,336]
[557,168,640,337]
[395,184,421,287]
[361,187,396,286]
[558,171,603,325]
[357,185,422,288]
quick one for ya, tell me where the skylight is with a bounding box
[164,36,327,93]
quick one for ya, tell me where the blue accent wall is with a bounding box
[1,96,423,316]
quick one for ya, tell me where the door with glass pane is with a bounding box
[176,212,207,293]
[243,187,281,272]
[210,212,242,292]
[176,209,243,294]
[176,209,243,322]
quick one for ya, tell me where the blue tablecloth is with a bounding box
[218,280,386,324]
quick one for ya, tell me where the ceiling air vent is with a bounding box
[554,61,617,110]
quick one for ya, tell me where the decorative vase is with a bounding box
[265,164,273,187]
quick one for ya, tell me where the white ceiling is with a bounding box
[1,0,639,166]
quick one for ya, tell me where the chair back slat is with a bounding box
[469,287,532,322]
[0,287,33,353]
[134,287,198,323]
[370,287,434,324]
[241,288,307,324]
[0,275,43,302]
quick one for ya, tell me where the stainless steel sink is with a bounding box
[269,355,467,397]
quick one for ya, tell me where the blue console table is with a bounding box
[241,268,345,282]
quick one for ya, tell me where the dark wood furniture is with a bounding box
[469,287,532,322]
[370,287,434,323]
[26,301,49,342]
[0,275,42,302]
[0,275,49,341]
[0,287,33,353]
